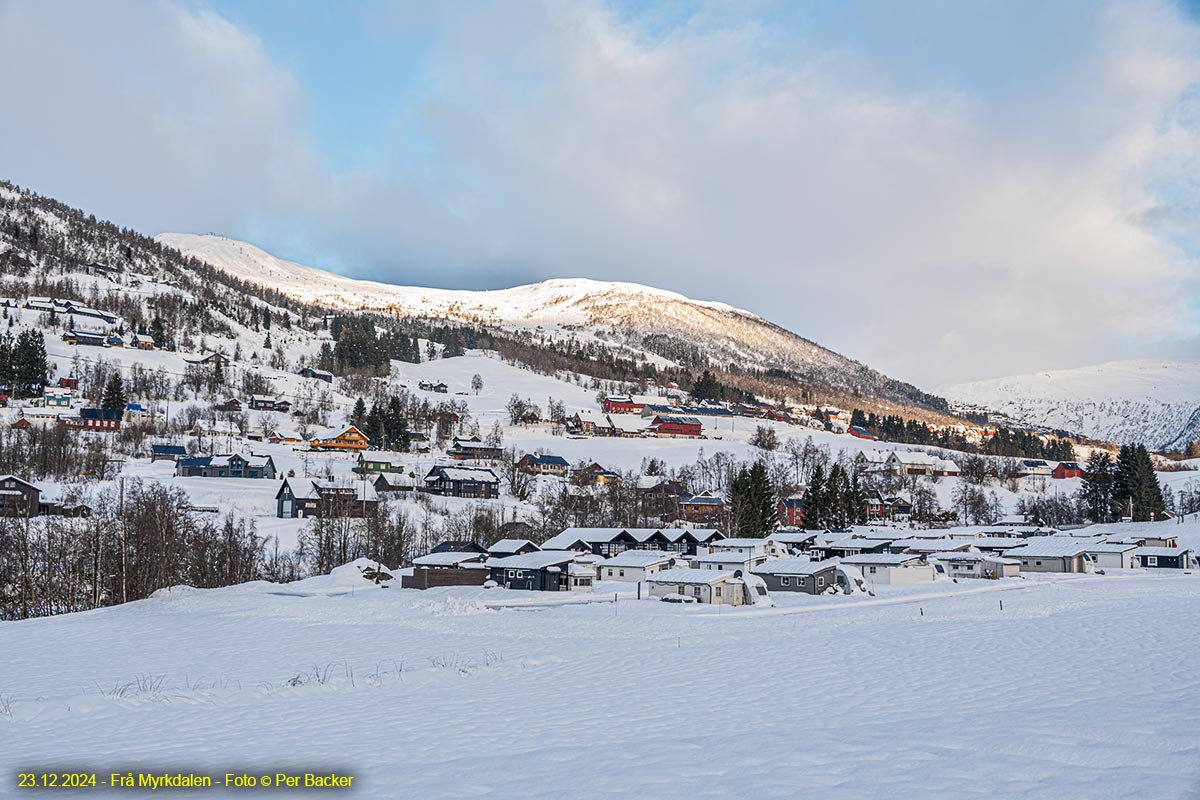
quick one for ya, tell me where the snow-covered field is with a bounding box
[3,557,1199,798]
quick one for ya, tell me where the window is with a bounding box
[868,566,877,574]
[1147,556,1158,566]
[619,570,625,577]
[799,577,807,587]
[1035,561,1042,566]
[693,586,701,596]
[715,586,722,597]
[781,576,790,586]
[679,586,687,594]
[506,570,515,579]
[817,577,824,587]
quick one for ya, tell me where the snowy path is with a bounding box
[2,572,1199,798]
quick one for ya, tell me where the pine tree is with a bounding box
[351,397,367,429]
[101,373,127,411]
[1080,450,1115,522]
[13,329,46,398]
[691,370,722,402]
[804,463,827,529]
[149,316,167,348]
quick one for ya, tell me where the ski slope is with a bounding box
[2,562,1199,798]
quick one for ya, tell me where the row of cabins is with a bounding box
[27,297,119,325]
[568,410,705,438]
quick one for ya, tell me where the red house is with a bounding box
[1052,461,1085,479]
[777,494,805,527]
[848,425,878,440]
[602,395,646,414]
[648,415,702,438]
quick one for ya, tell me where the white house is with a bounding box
[840,553,936,585]
[692,550,769,573]
[598,550,676,582]
[929,551,1020,579]
[647,568,745,606]
[1082,542,1138,570]
[707,537,789,558]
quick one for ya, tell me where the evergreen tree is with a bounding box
[12,329,47,398]
[1112,444,1165,521]
[101,373,127,411]
[691,369,722,402]
[731,461,777,537]
[149,317,167,348]
[804,463,827,529]
[351,397,367,429]
[1080,450,1115,522]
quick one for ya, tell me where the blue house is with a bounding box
[176,453,277,479]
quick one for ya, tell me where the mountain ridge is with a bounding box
[943,358,1200,449]
[158,232,947,411]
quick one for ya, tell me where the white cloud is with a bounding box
[2,0,1198,387]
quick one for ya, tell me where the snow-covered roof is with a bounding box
[902,538,968,552]
[694,551,755,564]
[752,558,838,576]
[1134,546,1191,557]
[487,539,538,554]
[929,552,1019,565]
[426,466,499,483]
[599,550,675,568]
[488,550,581,569]
[1006,540,1093,558]
[888,451,937,465]
[970,536,1027,549]
[822,538,889,550]
[767,531,818,544]
[412,552,485,567]
[649,568,734,584]
[839,553,924,566]
[709,538,768,548]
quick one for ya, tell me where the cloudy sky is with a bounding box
[2,0,1199,388]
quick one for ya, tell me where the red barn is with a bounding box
[1052,461,1085,479]
[602,395,646,414]
[648,415,702,438]
[777,494,805,527]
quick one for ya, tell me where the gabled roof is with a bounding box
[488,538,539,554]
[425,466,499,483]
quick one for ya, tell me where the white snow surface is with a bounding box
[4,561,1200,798]
[944,358,1200,448]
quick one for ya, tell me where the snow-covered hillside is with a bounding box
[944,359,1200,449]
[158,233,942,408]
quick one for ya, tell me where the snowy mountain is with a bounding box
[943,359,1200,449]
[158,233,946,410]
